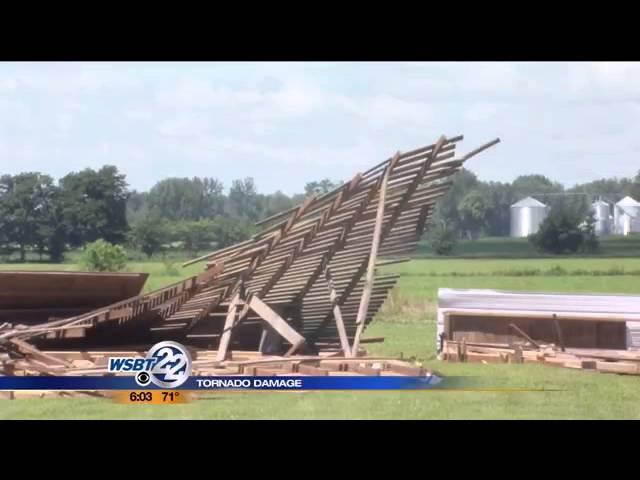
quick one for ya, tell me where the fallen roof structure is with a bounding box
[0,134,500,372]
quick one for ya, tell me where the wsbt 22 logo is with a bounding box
[108,341,192,388]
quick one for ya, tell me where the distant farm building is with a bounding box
[614,196,640,236]
[509,196,549,238]
[591,199,612,236]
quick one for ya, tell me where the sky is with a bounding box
[0,62,639,195]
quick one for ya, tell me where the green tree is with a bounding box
[428,224,457,256]
[431,169,479,236]
[147,177,224,221]
[35,186,68,262]
[0,172,57,262]
[529,207,585,254]
[512,174,564,199]
[458,190,492,239]
[59,166,129,246]
[227,178,262,221]
[259,191,296,219]
[304,178,343,196]
[129,212,169,258]
[82,239,128,272]
[173,220,216,256]
[212,217,255,249]
[126,190,149,224]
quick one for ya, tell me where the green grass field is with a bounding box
[416,235,640,258]
[2,244,640,419]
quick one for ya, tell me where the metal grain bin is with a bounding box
[510,196,549,237]
[591,199,612,236]
[614,196,640,235]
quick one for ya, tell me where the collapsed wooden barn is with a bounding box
[0,134,500,373]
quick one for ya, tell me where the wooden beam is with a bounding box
[215,293,240,362]
[324,268,351,357]
[351,158,391,356]
[248,296,305,356]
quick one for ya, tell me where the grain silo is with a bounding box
[591,199,612,236]
[510,196,549,238]
[614,196,640,235]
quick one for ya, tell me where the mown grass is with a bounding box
[2,255,640,419]
[417,235,640,258]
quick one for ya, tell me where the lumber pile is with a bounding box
[442,340,640,376]
[0,338,432,399]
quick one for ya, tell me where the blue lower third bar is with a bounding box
[0,375,446,391]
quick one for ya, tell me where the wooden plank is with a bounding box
[215,293,240,362]
[596,361,640,375]
[325,268,351,357]
[350,157,392,356]
[350,364,381,376]
[298,364,329,376]
[248,296,305,354]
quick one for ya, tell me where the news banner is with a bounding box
[0,341,516,403]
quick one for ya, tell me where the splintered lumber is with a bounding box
[442,340,640,376]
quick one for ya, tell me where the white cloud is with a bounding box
[464,102,499,123]
[1,62,640,194]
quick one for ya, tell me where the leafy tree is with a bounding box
[259,191,296,219]
[512,174,563,199]
[304,178,343,196]
[60,166,129,246]
[212,217,255,249]
[529,207,585,254]
[35,186,68,262]
[82,239,127,272]
[129,212,169,258]
[126,190,149,224]
[458,190,492,239]
[0,172,57,261]
[173,220,216,256]
[431,169,479,236]
[147,177,224,221]
[227,178,262,221]
[428,224,457,255]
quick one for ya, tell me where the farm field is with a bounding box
[2,251,640,419]
[415,235,640,258]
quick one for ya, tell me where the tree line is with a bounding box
[431,169,640,240]
[0,166,342,262]
[2,162,638,262]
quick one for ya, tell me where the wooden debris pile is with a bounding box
[442,339,640,376]
[0,339,434,399]
[0,134,501,363]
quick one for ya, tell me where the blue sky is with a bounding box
[0,62,638,195]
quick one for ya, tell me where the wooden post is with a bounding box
[324,268,351,357]
[351,160,392,356]
[552,314,565,352]
[216,292,240,362]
